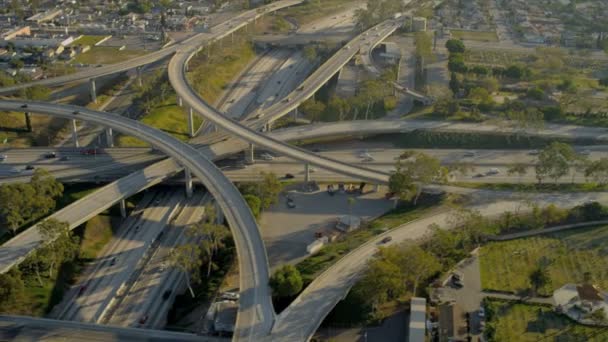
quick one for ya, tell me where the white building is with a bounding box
[553,283,608,326]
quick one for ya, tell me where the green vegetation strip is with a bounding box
[296,201,441,284]
[485,300,608,341]
[451,182,608,193]
[480,225,608,296]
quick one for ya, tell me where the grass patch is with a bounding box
[56,183,101,209]
[71,35,106,47]
[78,215,115,260]
[450,30,498,42]
[296,197,442,285]
[485,300,608,341]
[72,46,147,65]
[117,95,202,146]
[187,37,256,105]
[480,225,608,296]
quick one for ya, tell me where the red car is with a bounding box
[80,149,97,155]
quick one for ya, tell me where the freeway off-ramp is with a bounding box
[0,101,272,341]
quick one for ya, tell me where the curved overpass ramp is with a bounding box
[0,100,273,341]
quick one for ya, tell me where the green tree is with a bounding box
[534,142,576,184]
[414,32,434,64]
[584,158,608,185]
[188,207,230,277]
[0,269,25,312]
[37,219,79,279]
[389,151,447,205]
[270,265,303,297]
[445,39,465,53]
[507,163,528,183]
[169,244,202,297]
[303,46,317,62]
[449,72,461,96]
[300,98,326,122]
[529,264,550,295]
[244,194,261,219]
[256,172,283,210]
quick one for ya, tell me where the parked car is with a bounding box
[221,292,240,301]
[486,168,500,175]
[478,307,485,318]
[381,236,393,244]
[451,273,464,287]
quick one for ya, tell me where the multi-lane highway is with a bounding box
[0,100,272,341]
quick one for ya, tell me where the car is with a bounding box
[463,151,476,157]
[451,273,464,287]
[486,168,500,175]
[478,307,485,318]
[221,292,240,301]
[260,153,274,161]
[134,225,140,232]
[20,104,28,109]
[308,166,317,173]
[473,173,485,178]
[25,165,35,170]
[362,156,374,162]
[80,148,96,155]
[44,152,57,159]
[228,98,236,104]
[580,150,591,156]
[110,257,117,266]
[284,173,295,179]
[0,155,6,161]
[358,150,370,158]
[60,156,70,161]
[78,285,87,296]
[381,236,393,244]
[139,315,149,324]
[72,110,79,115]
[528,150,539,155]
[286,198,296,208]
[162,290,172,301]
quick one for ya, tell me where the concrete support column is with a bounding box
[187,107,195,138]
[304,163,310,183]
[178,96,183,107]
[89,78,97,103]
[71,119,79,148]
[246,143,254,163]
[214,200,225,224]
[266,121,272,132]
[185,168,193,198]
[374,184,380,193]
[231,32,234,44]
[24,112,32,132]
[106,127,114,147]
[136,66,143,87]
[293,107,298,122]
[119,199,127,218]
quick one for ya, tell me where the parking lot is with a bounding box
[260,184,393,269]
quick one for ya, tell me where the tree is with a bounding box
[445,39,465,53]
[256,172,283,210]
[37,219,79,279]
[585,158,608,185]
[269,265,303,297]
[529,264,550,295]
[244,194,261,219]
[507,163,528,183]
[481,77,499,94]
[169,244,202,297]
[535,142,576,184]
[447,161,476,180]
[414,32,434,64]
[188,208,230,277]
[9,58,23,70]
[303,46,317,62]
[389,151,446,205]
[300,98,326,122]
[449,72,461,96]
[0,269,25,312]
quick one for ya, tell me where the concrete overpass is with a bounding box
[0,100,273,342]
[251,32,351,48]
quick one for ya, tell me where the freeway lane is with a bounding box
[0,100,272,342]
[0,0,304,95]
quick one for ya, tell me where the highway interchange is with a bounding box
[1,0,608,341]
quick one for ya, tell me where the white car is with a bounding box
[260,153,274,161]
[309,167,317,173]
[486,168,500,175]
[0,154,6,161]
